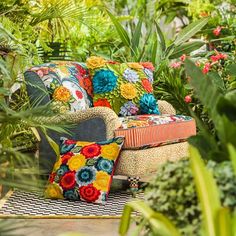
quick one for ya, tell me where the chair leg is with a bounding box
[128,176,140,197]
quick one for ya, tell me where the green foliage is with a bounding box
[142,159,236,236]
[105,11,207,63]
[185,59,236,162]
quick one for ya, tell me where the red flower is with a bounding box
[93,98,111,108]
[76,90,83,99]
[202,63,211,74]
[210,53,227,62]
[79,184,101,202]
[79,77,93,97]
[60,171,76,190]
[213,26,222,36]
[49,172,56,183]
[139,62,155,71]
[61,152,74,164]
[74,64,87,77]
[141,79,153,93]
[65,139,77,145]
[80,143,101,159]
[184,95,192,103]
[180,54,187,61]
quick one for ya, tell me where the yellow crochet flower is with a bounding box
[45,184,64,199]
[76,141,93,147]
[93,171,110,191]
[53,86,71,102]
[101,143,119,160]
[120,83,137,99]
[86,56,106,69]
[53,158,62,172]
[67,154,86,171]
[127,62,144,70]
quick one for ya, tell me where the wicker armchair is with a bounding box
[25,62,194,190]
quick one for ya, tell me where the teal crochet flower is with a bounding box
[140,94,160,114]
[95,157,114,174]
[64,189,80,200]
[75,166,96,186]
[57,165,69,176]
[93,69,118,93]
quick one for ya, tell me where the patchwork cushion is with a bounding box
[45,137,124,204]
[28,61,93,112]
[115,115,196,149]
[86,56,160,116]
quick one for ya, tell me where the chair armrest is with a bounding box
[158,100,176,115]
[45,107,121,140]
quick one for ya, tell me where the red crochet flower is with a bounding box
[79,184,101,202]
[61,152,74,164]
[80,143,101,158]
[79,77,93,97]
[141,79,153,93]
[49,172,56,183]
[93,98,111,108]
[60,171,76,190]
[74,64,87,77]
[65,139,77,145]
[139,62,155,71]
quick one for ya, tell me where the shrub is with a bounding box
[144,159,236,236]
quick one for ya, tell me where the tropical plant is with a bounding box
[104,10,208,64]
[119,145,236,236]
[184,59,236,162]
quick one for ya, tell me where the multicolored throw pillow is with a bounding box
[45,137,124,204]
[28,61,93,113]
[86,56,160,116]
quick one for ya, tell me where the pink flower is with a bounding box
[202,63,211,74]
[170,62,182,68]
[213,26,222,36]
[184,95,192,103]
[180,54,187,61]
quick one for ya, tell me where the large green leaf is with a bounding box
[216,208,232,236]
[174,18,209,46]
[226,64,236,76]
[106,10,131,48]
[189,146,221,236]
[119,200,181,236]
[131,19,142,55]
[228,144,236,177]
[154,21,166,52]
[169,41,205,59]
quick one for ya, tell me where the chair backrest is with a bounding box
[24,61,107,176]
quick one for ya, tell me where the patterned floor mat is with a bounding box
[0,190,143,218]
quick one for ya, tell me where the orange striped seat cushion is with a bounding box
[114,114,196,149]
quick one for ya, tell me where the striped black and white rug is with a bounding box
[0,190,143,219]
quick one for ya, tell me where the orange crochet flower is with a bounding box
[141,79,153,93]
[139,62,155,71]
[79,77,93,97]
[53,86,71,102]
[93,98,111,108]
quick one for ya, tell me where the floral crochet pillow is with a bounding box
[28,61,93,113]
[45,137,124,204]
[86,56,160,116]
